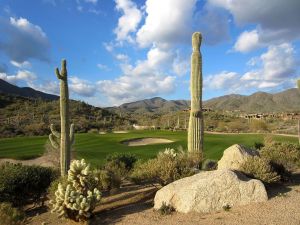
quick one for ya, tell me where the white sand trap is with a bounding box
[113,131,129,134]
[99,132,107,134]
[122,138,174,146]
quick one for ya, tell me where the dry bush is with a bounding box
[131,149,198,186]
[260,139,300,171]
[0,202,25,225]
[239,156,280,184]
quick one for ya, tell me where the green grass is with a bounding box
[0,130,298,166]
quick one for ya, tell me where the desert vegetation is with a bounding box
[0,32,300,225]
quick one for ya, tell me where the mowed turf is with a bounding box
[0,130,298,166]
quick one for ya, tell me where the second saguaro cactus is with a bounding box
[49,59,74,176]
[188,32,204,158]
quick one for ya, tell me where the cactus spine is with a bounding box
[188,32,204,157]
[49,59,74,176]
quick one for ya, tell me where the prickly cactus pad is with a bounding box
[188,32,204,157]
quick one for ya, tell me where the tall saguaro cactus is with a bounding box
[188,32,204,158]
[297,80,300,145]
[49,59,74,176]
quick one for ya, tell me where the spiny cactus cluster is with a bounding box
[51,159,101,221]
[188,32,204,158]
[159,148,177,158]
[49,59,74,176]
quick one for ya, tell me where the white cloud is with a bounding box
[97,63,110,71]
[69,77,97,97]
[98,46,176,105]
[206,43,299,92]
[103,42,114,52]
[114,0,142,42]
[205,71,240,90]
[0,70,36,84]
[10,60,31,69]
[234,30,260,52]
[84,0,97,4]
[136,0,196,47]
[28,80,60,95]
[115,54,129,62]
[209,0,300,51]
[241,43,296,81]
[98,74,175,106]
[0,17,50,63]
[172,51,189,76]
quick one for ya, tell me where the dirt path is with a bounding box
[0,155,56,167]
[26,173,300,225]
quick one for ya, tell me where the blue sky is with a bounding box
[0,0,299,106]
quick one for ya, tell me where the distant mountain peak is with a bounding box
[0,79,59,101]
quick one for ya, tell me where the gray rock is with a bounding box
[217,144,258,170]
[154,169,267,213]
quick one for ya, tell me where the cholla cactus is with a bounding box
[188,32,204,158]
[51,159,101,221]
[159,148,177,158]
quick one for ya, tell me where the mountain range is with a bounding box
[1,78,299,113]
[109,88,300,114]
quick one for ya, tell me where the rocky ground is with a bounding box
[25,172,300,225]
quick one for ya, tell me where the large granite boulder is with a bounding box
[217,144,258,170]
[154,169,267,213]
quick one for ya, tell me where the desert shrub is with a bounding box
[0,202,25,225]
[105,153,138,171]
[131,148,197,186]
[93,170,121,191]
[202,159,217,171]
[0,163,58,206]
[239,156,280,184]
[254,142,264,150]
[50,159,101,221]
[88,128,99,134]
[158,202,175,215]
[104,160,128,179]
[260,141,300,171]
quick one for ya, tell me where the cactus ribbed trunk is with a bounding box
[59,61,70,176]
[188,32,203,157]
[49,59,74,177]
[297,80,300,145]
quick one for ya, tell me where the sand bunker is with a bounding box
[122,138,174,146]
[113,131,129,134]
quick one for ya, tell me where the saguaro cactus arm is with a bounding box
[49,133,59,149]
[55,59,67,80]
[50,124,60,138]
